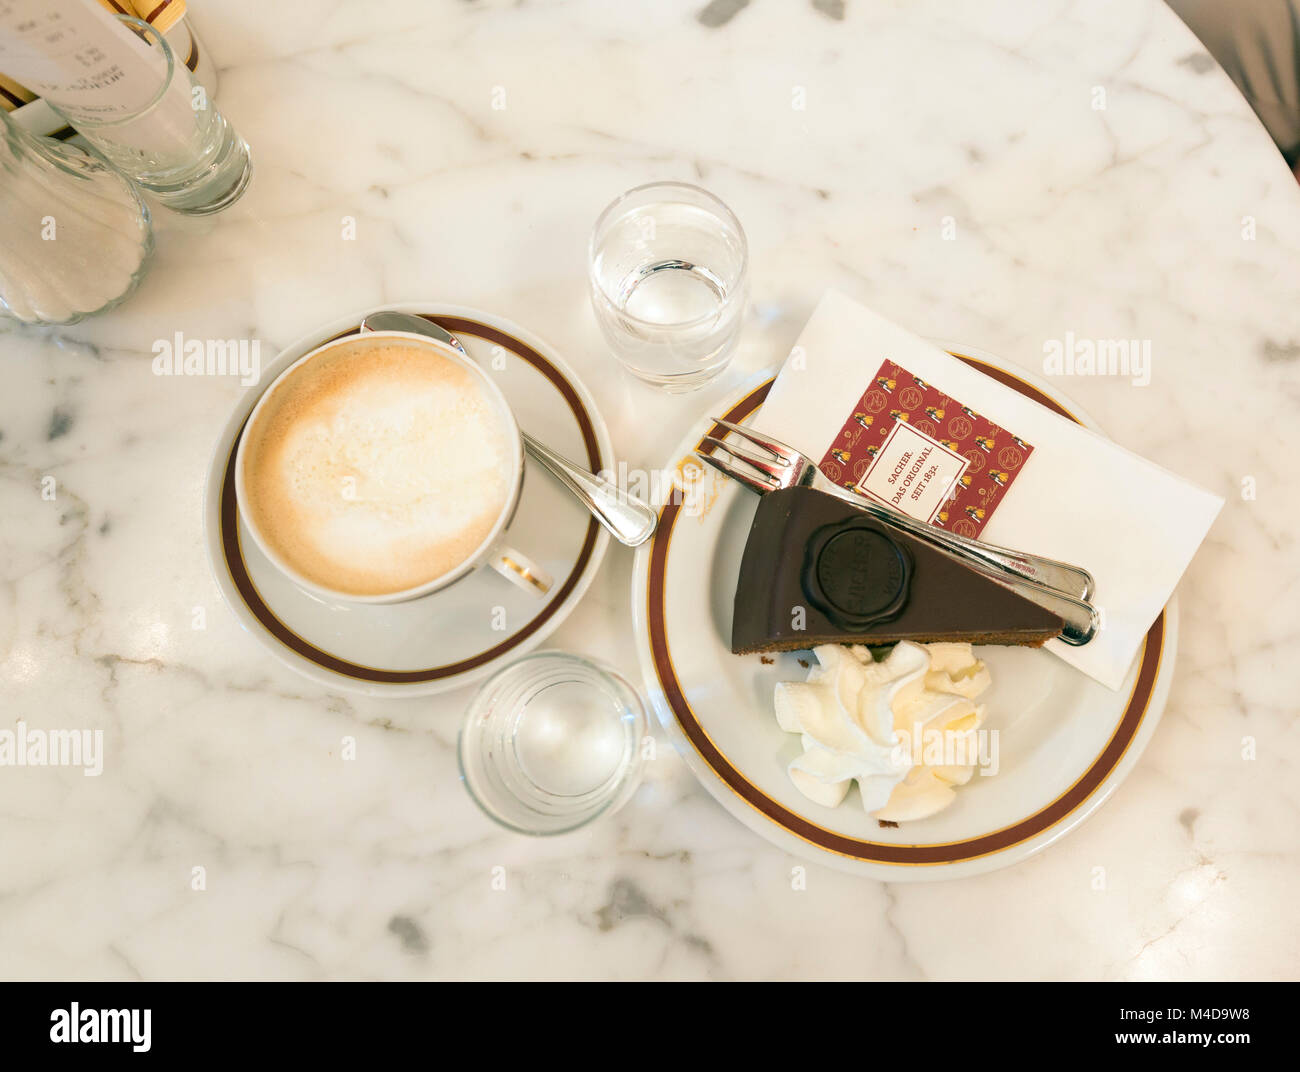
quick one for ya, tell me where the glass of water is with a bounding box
[458,652,648,836]
[589,181,748,392]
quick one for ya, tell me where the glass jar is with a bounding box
[0,109,153,325]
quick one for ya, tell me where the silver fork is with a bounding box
[698,417,1099,646]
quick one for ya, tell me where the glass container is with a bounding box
[0,108,153,325]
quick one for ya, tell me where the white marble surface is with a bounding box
[2,0,1298,980]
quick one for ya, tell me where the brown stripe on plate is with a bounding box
[646,357,1166,865]
[220,316,602,683]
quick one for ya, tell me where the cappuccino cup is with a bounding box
[235,330,551,603]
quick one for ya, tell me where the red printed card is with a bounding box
[816,359,1033,537]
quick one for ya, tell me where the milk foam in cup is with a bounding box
[235,330,551,603]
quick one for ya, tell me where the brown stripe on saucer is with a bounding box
[220,316,602,683]
[646,357,1165,865]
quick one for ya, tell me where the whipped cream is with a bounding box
[772,641,992,822]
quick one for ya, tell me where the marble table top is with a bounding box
[2,0,1297,981]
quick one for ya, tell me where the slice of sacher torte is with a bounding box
[731,486,1063,653]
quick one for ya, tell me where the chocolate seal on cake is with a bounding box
[801,520,911,630]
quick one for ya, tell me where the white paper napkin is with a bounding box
[753,291,1223,690]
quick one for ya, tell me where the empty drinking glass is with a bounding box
[43,16,252,216]
[458,652,648,835]
[589,181,748,392]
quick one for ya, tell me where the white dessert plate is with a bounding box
[631,344,1177,880]
[204,304,612,697]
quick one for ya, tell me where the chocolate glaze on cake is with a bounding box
[731,487,1063,653]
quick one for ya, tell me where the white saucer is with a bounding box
[204,304,612,697]
[631,345,1178,880]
